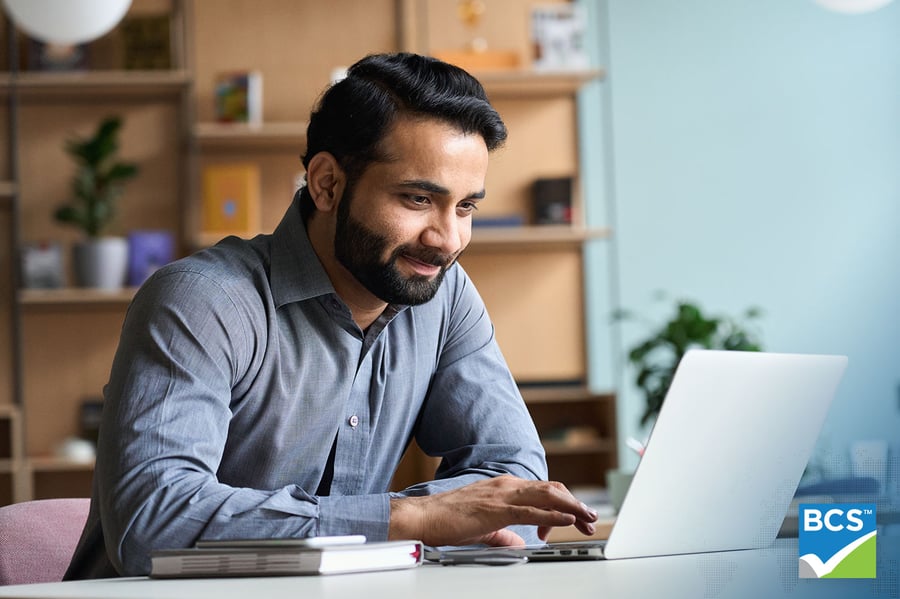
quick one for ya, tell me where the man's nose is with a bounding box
[420,209,464,256]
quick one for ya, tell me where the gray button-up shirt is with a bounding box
[66,197,547,578]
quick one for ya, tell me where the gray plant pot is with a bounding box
[72,237,129,289]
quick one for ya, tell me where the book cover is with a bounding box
[214,70,263,124]
[150,539,424,578]
[472,214,526,228]
[127,230,175,286]
[120,14,172,70]
[201,163,261,236]
[532,177,572,225]
[531,4,590,70]
[20,241,64,288]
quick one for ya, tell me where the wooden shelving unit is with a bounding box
[27,456,96,472]
[19,288,138,307]
[193,225,611,254]
[469,225,611,250]
[193,121,308,149]
[0,0,190,504]
[190,0,614,490]
[521,388,617,486]
[2,0,618,502]
[476,68,605,97]
[541,439,616,456]
[521,386,615,404]
[0,70,191,98]
[0,405,24,504]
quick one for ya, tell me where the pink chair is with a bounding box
[0,498,90,585]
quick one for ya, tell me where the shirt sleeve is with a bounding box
[389,266,549,544]
[95,268,390,576]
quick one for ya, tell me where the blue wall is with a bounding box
[583,0,900,477]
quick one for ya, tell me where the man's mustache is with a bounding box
[395,246,461,269]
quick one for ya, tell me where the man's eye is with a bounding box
[458,201,479,214]
[407,195,430,205]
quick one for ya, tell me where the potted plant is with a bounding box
[614,294,764,428]
[55,116,139,289]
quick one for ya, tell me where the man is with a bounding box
[65,52,597,579]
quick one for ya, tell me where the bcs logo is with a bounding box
[798,503,876,579]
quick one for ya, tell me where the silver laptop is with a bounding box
[430,349,848,562]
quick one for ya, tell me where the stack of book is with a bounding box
[150,536,424,578]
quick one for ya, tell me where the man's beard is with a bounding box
[334,190,459,306]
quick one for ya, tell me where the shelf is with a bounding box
[194,121,308,149]
[0,405,21,466]
[189,72,606,147]
[27,456,95,472]
[191,231,256,250]
[191,226,611,252]
[19,287,138,307]
[0,70,191,99]
[542,439,616,456]
[475,68,605,97]
[521,387,615,404]
[468,226,611,250]
[0,181,15,210]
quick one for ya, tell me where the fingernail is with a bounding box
[586,523,596,535]
[581,502,598,518]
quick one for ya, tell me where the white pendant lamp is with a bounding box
[2,0,132,45]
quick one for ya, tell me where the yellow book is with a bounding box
[201,163,261,235]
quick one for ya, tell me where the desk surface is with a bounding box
[0,538,895,599]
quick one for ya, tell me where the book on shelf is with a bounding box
[531,4,590,70]
[472,214,526,228]
[120,14,172,70]
[532,176,573,225]
[150,538,424,578]
[214,70,263,125]
[127,230,175,286]
[201,163,261,236]
[20,241,65,289]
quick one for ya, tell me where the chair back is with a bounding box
[0,498,90,585]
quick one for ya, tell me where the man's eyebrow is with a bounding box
[397,180,486,200]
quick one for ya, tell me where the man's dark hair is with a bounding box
[298,52,507,220]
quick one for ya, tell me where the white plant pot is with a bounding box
[73,237,129,289]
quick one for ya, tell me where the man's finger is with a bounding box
[506,505,577,528]
[480,528,526,547]
[508,483,598,524]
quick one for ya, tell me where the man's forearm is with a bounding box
[388,496,425,541]
[108,479,394,575]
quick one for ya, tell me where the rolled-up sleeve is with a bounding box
[98,269,392,575]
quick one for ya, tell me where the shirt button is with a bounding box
[348,415,359,428]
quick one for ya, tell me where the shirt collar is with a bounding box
[269,193,337,308]
[269,192,412,319]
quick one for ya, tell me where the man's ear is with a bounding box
[306,152,345,213]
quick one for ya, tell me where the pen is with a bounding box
[626,436,646,457]
[439,554,528,566]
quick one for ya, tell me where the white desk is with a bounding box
[0,538,895,599]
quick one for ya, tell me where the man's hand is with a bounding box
[388,475,598,546]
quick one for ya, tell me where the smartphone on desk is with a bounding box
[425,541,607,564]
